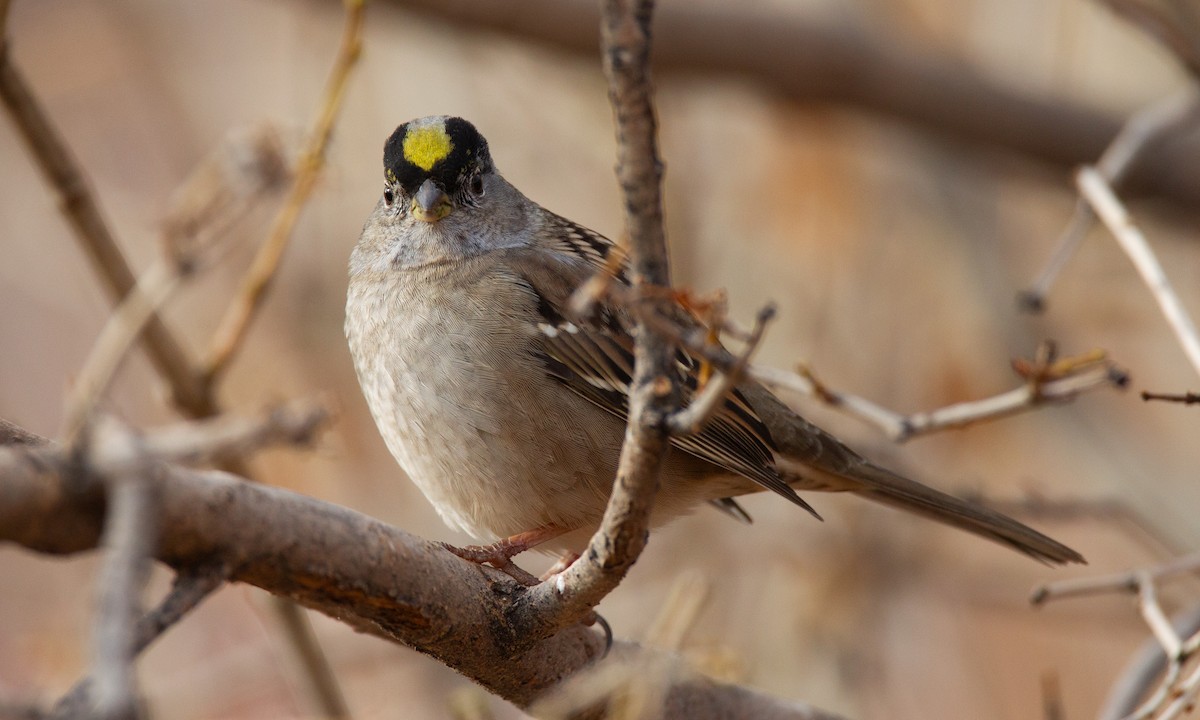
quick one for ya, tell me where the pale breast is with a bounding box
[346,258,626,540]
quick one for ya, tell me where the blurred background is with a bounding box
[2,0,1199,718]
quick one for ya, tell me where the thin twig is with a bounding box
[1141,390,1200,404]
[62,262,182,445]
[1019,91,1200,312]
[1031,552,1200,720]
[16,403,331,493]
[1032,551,1200,605]
[96,402,328,473]
[88,423,157,720]
[513,0,676,644]
[201,0,364,386]
[51,565,229,720]
[268,597,351,716]
[1099,606,1200,720]
[776,357,1125,442]
[667,304,774,434]
[1137,574,1182,659]
[134,565,230,651]
[1078,165,1200,380]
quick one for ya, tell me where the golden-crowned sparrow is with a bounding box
[346,115,1083,566]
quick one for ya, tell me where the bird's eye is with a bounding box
[469,175,484,196]
[382,187,395,206]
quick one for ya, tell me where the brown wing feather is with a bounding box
[500,239,819,518]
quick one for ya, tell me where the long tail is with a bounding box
[836,461,1084,565]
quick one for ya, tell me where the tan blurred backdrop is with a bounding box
[2,1,1198,718]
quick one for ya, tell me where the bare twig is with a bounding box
[1023,0,1200,312]
[0,424,835,719]
[667,304,774,435]
[14,403,330,500]
[1078,165,1200,380]
[1142,390,1200,404]
[88,423,158,720]
[1031,551,1200,605]
[201,0,364,386]
[268,596,351,716]
[1032,553,1200,720]
[62,262,184,445]
[776,349,1126,442]
[1099,606,1200,720]
[51,566,231,720]
[1019,91,1200,312]
[595,274,1124,441]
[512,0,678,644]
[134,565,230,651]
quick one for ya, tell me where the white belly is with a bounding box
[346,261,624,541]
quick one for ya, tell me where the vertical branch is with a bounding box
[89,425,158,720]
[517,0,675,637]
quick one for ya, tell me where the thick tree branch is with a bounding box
[0,431,836,719]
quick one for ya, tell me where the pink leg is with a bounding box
[440,526,566,586]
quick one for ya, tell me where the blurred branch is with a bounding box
[201,0,364,386]
[51,565,230,720]
[2,2,362,713]
[1099,605,1200,720]
[17,402,330,477]
[1142,390,1200,404]
[380,0,1200,209]
[0,417,837,720]
[1033,553,1200,720]
[1019,91,1200,313]
[1078,165,1200,381]
[1032,551,1200,605]
[88,424,156,720]
[0,33,212,414]
[62,261,184,444]
[1095,0,1200,79]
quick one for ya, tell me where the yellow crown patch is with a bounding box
[403,124,453,171]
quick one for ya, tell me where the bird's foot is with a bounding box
[440,526,565,587]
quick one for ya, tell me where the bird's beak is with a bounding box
[411,178,452,223]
